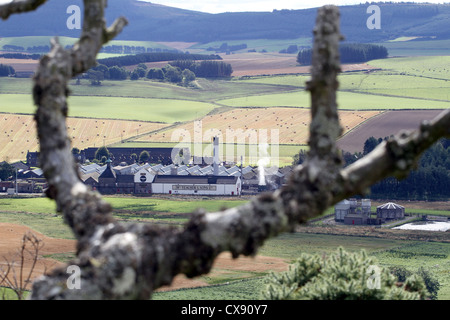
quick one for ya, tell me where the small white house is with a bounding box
[152,175,241,196]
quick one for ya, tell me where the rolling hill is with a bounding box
[1,1,450,43]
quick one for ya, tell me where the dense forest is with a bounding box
[297,43,388,65]
[293,137,450,201]
[97,52,222,68]
[368,138,450,201]
[169,60,233,78]
[0,64,15,77]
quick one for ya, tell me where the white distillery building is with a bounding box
[152,175,242,196]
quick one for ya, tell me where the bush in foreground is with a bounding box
[261,247,426,300]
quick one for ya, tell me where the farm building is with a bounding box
[152,175,241,196]
[334,199,371,222]
[376,202,405,220]
[344,213,368,225]
[97,159,117,194]
[134,167,155,194]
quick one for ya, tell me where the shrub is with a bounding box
[261,247,426,300]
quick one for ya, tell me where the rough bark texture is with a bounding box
[2,2,449,300]
[0,0,47,20]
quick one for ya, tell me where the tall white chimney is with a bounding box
[213,136,219,176]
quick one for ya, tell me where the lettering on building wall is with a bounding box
[172,185,217,191]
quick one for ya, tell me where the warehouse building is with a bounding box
[152,175,241,196]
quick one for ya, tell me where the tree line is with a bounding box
[0,64,15,77]
[168,60,233,78]
[97,52,222,68]
[293,136,450,201]
[297,43,388,65]
[0,52,41,60]
[206,43,247,53]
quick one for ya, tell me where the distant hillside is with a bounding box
[1,0,450,43]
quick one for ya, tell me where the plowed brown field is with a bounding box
[336,109,445,153]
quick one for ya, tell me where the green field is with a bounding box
[0,93,216,123]
[217,89,450,109]
[378,39,450,57]
[0,77,298,102]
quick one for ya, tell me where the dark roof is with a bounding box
[153,175,239,185]
[99,163,116,179]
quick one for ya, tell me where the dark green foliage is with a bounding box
[0,53,41,60]
[370,138,450,200]
[390,266,441,300]
[182,69,196,85]
[146,68,164,80]
[0,162,15,181]
[138,150,150,164]
[95,146,110,161]
[162,65,183,83]
[87,69,104,85]
[0,64,15,77]
[130,70,140,81]
[261,247,426,300]
[108,66,128,80]
[169,60,233,78]
[292,149,307,165]
[98,52,221,68]
[297,43,388,65]
[279,45,299,54]
[207,43,247,53]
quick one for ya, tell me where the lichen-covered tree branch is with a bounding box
[2,1,449,299]
[0,0,47,20]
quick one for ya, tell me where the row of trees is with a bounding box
[97,52,222,68]
[297,43,388,65]
[206,42,247,53]
[100,45,178,55]
[84,58,233,86]
[168,60,233,78]
[0,53,41,60]
[0,64,14,77]
[93,146,150,164]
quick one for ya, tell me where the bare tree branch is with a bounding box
[3,2,444,300]
[0,0,47,20]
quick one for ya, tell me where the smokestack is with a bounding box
[213,136,219,176]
